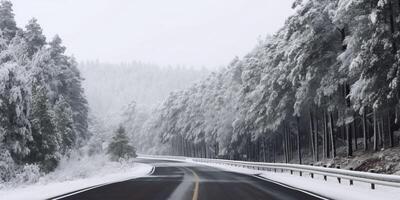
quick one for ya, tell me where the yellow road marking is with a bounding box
[187,168,200,200]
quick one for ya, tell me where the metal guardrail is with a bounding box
[138,154,187,161]
[139,155,400,190]
[192,158,400,190]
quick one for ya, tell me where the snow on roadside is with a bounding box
[0,155,153,200]
[192,160,400,200]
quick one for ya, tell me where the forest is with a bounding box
[128,0,400,164]
[0,1,89,182]
[79,61,209,127]
[3,0,400,187]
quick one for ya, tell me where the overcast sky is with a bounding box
[11,0,294,69]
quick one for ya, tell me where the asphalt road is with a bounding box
[51,158,326,200]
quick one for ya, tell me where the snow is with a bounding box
[0,155,153,200]
[370,9,378,24]
[194,160,400,200]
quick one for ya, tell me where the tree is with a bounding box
[107,126,137,161]
[24,18,46,58]
[54,96,76,154]
[0,0,18,42]
[0,147,16,183]
[0,62,32,164]
[26,85,61,172]
[0,1,89,178]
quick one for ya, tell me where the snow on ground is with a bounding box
[190,160,400,200]
[0,155,153,200]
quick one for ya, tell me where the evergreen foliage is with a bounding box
[0,0,89,180]
[107,126,137,161]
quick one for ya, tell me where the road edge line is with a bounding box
[48,164,156,200]
[253,175,331,200]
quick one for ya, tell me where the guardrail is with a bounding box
[140,155,400,190]
[138,154,187,161]
[192,158,400,190]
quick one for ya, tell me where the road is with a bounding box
[51,158,326,200]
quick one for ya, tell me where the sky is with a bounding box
[11,0,295,69]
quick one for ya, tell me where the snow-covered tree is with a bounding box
[0,1,89,180]
[26,85,60,172]
[24,18,46,58]
[54,96,75,154]
[0,0,18,42]
[107,126,137,161]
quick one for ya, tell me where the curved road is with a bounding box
[51,159,327,200]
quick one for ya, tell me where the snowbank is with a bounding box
[192,160,400,200]
[0,154,153,200]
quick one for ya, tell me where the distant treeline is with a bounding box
[79,61,210,125]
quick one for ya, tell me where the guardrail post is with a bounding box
[310,164,314,179]
[323,165,327,181]
[336,166,341,183]
[299,171,302,176]
[349,168,354,185]
[369,170,376,189]
[290,170,293,175]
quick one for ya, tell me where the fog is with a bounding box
[11,0,294,68]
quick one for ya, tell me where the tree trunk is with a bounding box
[283,126,288,163]
[273,137,276,163]
[374,109,378,151]
[324,111,330,158]
[296,116,302,164]
[257,140,260,161]
[315,110,319,161]
[353,117,358,150]
[322,112,326,160]
[363,108,368,151]
[309,110,315,161]
[380,117,385,149]
[346,122,353,157]
[388,110,394,148]
[329,111,337,157]
[262,136,267,162]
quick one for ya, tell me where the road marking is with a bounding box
[187,168,200,200]
[50,165,156,200]
[253,175,330,200]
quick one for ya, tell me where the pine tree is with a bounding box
[54,96,75,154]
[0,0,18,42]
[107,126,136,161]
[0,62,32,163]
[0,146,16,182]
[0,1,89,177]
[24,18,46,58]
[26,85,61,172]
